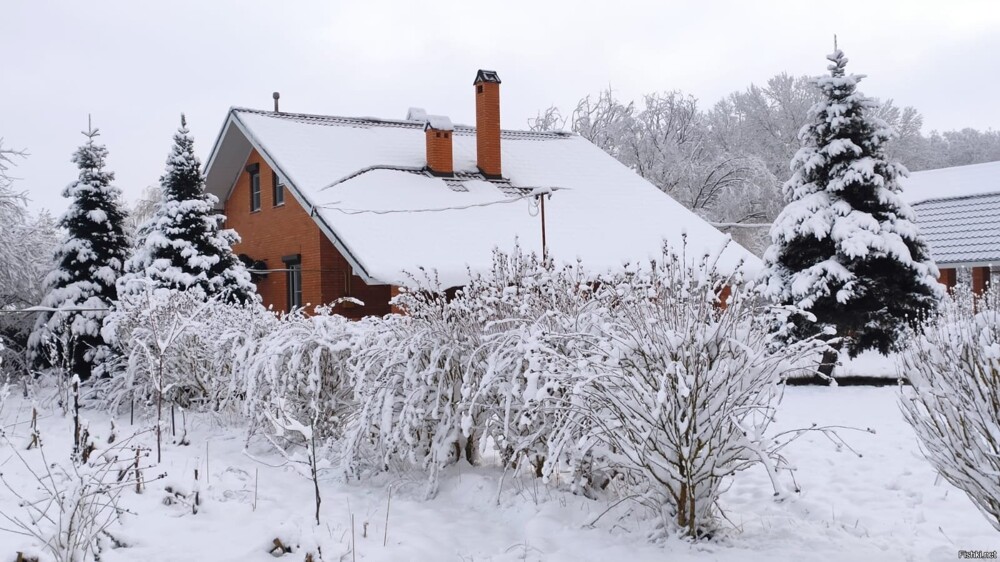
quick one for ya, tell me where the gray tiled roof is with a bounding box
[912,192,1000,266]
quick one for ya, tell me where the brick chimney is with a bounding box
[474,69,502,178]
[424,114,454,176]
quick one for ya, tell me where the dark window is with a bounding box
[477,85,483,94]
[273,171,284,206]
[283,254,302,310]
[247,163,261,212]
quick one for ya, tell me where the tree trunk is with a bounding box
[817,346,839,379]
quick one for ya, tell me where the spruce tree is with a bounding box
[30,123,130,379]
[120,115,256,303]
[761,49,941,360]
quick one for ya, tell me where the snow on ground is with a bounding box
[0,386,996,561]
[835,349,900,379]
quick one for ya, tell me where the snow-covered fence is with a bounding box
[901,285,1000,531]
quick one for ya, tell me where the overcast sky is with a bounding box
[3,0,999,215]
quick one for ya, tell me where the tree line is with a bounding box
[531,72,1000,253]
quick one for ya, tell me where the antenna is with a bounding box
[273,92,280,113]
[834,34,839,51]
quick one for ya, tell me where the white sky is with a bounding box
[3,0,999,216]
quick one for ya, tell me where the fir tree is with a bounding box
[120,115,256,303]
[761,49,941,360]
[29,122,130,379]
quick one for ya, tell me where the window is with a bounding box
[283,254,302,310]
[247,163,261,212]
[273,172,285,206]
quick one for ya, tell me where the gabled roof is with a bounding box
[204,107,756,287]
[901,160,1000,204]
[911,192,1000,266]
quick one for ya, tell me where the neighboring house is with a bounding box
[202,70,753,316]
[903,160,1000,294]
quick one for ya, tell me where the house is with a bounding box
[902,160,1000,294]
[202,70,754,315]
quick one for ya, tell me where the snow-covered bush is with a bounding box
[342,251,604,495]
[100,286,274,416]
[238,302,362,442]
[545,241,822,538]
[901,285,1000,532]
[462,251,606,477]
[344,284,484,497]
[0,429,156,562]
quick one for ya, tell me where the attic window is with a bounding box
[246,163,261,212]
[477,85,483,94]
[272,171,284,206]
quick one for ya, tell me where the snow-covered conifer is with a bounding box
[761,49,940,358]
[29,124,130,379]
[120,115,256,303]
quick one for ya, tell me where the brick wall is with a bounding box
[972,266,990,296]
[939,267,956,292]
[225,149,391,316]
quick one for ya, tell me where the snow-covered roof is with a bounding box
[900,161,1000,267]
[900,160,1000,204]
[911,192,1000,267]
[204,107,756,286]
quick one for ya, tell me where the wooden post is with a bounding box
[539,193,547,259]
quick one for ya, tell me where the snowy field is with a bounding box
[1,386,995,561]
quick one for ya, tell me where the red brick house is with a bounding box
[202,70,753,315]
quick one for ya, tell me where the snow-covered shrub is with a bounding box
[0,429,156,562]
[0,210,57,378]
[342,242,821,531]
[238,303,362,442]
[547,241,821,538]
[462,251,606,477]
[100,286,273,415]
[344,284,485,497]
[343,251,603,495]
[901,285,1000,532]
